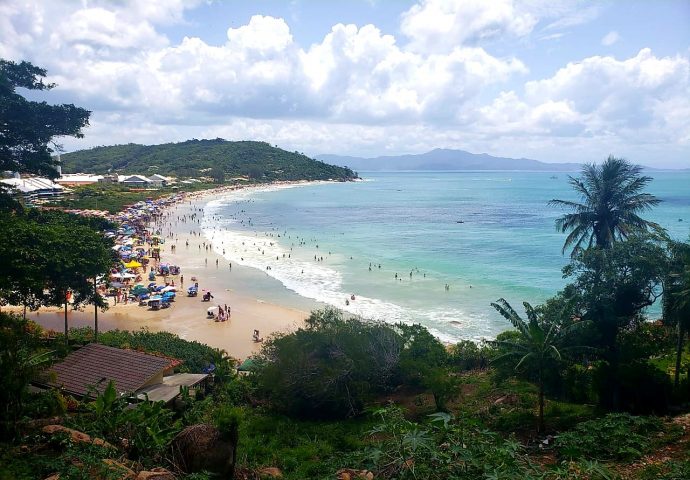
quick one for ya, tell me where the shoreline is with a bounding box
[22,181,333,360]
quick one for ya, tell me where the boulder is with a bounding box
[102,459,136,479]
[42,425,115,449]
[257,467,283,478]
[170,424,236,476]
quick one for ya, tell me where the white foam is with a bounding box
[201,186,474,343]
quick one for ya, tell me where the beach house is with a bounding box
[33,344,209,405]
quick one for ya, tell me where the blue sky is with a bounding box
[1,0,689,167]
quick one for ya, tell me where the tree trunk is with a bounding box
[538,375,545,434]
[675,325,685,388]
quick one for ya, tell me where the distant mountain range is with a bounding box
[316,149,582,172]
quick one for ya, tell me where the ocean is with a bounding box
[202,171,690,342]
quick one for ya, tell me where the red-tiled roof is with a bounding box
[41,343,177,397]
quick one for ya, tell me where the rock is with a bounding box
[493,394,519,406]
[257,467,283,478]
[170,424,237,476]
[102,459,136,479]
[336,469,374,480]
[42,425,115,449]
[135,467,176,480]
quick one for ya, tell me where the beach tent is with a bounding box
[130,285,149,296]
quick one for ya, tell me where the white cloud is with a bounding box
[1,0,689,168]
[478,49,690,147]
[226,15,293,53]
[400,0,537,52]
[601,30,620,46]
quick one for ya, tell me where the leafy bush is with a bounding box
[357,406,537,480]
[555,413,664,461]
[69,381,182,464]
[255,308,404,418]
[448,340,493,371]
[0,313,53,438]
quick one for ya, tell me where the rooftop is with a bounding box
[39,343,178,397]
[1,177,65,194]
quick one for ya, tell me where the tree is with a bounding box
[210,164,225,184]
[0,211,114,346]
[41,217,114,346]
[549,156,661,257]
[0,214,51,317]
[491,298,584,432]
[397,323,457,411]
[663,240,690,388]
[562,235,667,409]
[0,59,90,179]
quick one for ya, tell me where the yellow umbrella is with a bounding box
[124,260,142,269]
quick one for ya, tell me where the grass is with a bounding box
[235,408,375,479]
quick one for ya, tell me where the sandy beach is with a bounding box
[23,184,324,360]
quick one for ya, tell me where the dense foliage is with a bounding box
[0,59,90,178]
[255,308,405,418]
[0,314,52,437]
[59,138,357,181]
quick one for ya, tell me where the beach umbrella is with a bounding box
[124,260,142,269]
[161,286,176,292]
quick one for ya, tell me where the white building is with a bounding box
[121,175,152,187]
[55,174,104,186]
[1,176,68,201]
[148,174,169,187]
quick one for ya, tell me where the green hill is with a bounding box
[59,139,357,181]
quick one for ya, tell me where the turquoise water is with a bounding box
[203,171,690,341]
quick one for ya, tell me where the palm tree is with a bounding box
[491,298,583,433]
[663,241,690,388]
[549,156,661,257]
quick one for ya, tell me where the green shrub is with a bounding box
[69,381,182,465]
[448,340,493,371]
[638,459,690,480]
[356,406,535,480]
[555,413,664,461]
[255,309,404,418]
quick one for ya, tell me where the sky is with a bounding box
[1,0,689,168]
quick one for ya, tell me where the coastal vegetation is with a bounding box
[1,59,689,479]
[53,181,217,214]
[58,139,358,182]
